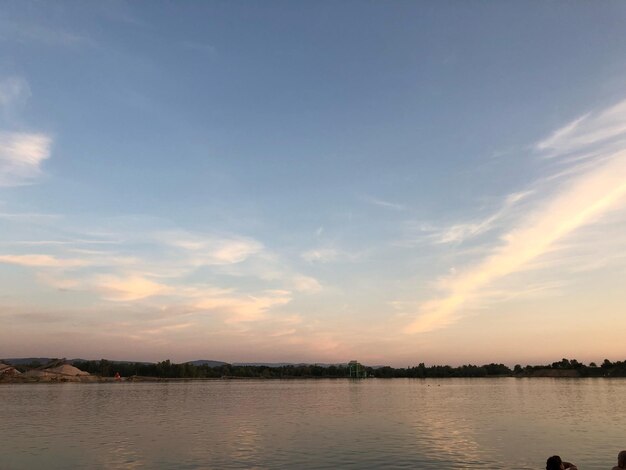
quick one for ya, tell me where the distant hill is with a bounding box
[73,359,156,365]
[232,362,386,368]
[3,358,382,369]
[2,358,54,366]
[3,358,156,366]
[233,362,350,368]
[186,360,229,367]
[234,362,298,367]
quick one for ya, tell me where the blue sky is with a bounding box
[2,1,626,365]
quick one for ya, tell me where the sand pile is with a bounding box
[23,363,90,380]
[46,364,90,376]
[0,362,21,376]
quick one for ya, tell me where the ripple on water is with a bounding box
[1,378,625,469]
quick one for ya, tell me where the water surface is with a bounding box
[1,378,624,469]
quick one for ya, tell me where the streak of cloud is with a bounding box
[96,275,172,302]
[159,231,263,265]
[0,18,93,48]
[0,254,87,268]
[194,290,292,323]
[431,191,533,245]
[537,99,626,157]
[301,248,338,263]
[406,99,626,334]
[361,195,406,211]
[292,275,322,293]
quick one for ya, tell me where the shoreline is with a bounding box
[3,374,625,384]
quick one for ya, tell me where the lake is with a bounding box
[1,378,624,469]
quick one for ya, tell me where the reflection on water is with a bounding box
[1,378,625,469]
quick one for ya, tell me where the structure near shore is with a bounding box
[348,360,367,378]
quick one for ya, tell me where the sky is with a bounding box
[2,1,626,367]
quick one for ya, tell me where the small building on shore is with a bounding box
[348,360,367,378]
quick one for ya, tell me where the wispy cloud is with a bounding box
[95,275,172,302]
[0,254,86,268]
[142,322,195,336]
[35,272,81,290]
[537,99,626,157]
[0,249,136,271]
[292,275,322,293]
[0,212,60,221]
[362,195,406,211]
[0,77,31,109]
[0,132,52,186]
[0,76,52,186]
[208,238,263,265]
[301,248,338,263]
[0,210,318,328]
[194,289,292,323]
[405,98,626,334]
[160,231,263,265]
[429,191,532,245]
[269,328,297,337]
[9,238,117,245]
[0,18,93,48]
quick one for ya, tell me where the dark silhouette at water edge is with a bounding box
[4,357,626,381]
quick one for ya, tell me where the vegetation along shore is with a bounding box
[3,357,626,383]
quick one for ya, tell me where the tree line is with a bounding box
[54,357,626,379]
